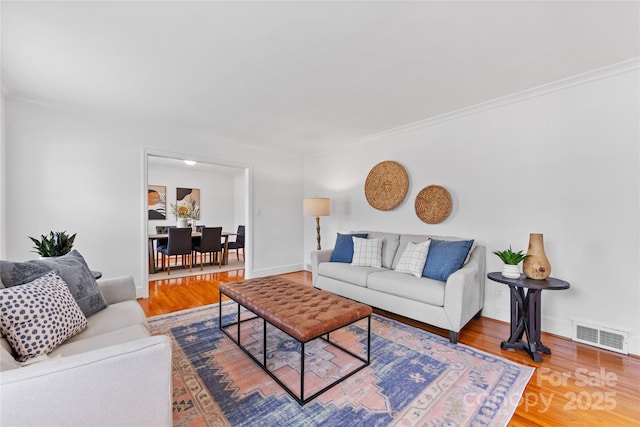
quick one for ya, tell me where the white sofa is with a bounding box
[311,231,486,343]
[0,276,172,427]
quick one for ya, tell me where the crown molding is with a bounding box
[351,58,640,146]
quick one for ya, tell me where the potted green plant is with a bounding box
[29,231,77,258]
[493,246,529,279]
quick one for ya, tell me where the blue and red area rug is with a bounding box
[148,303,533,426]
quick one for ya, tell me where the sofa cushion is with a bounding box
[422,239,475,281]
[64,300,148,344]
[352,237,382,268]
[318,262,385,287]
[1,338,20,371]
[393,234,475,269]
[330,233,368,263]
[367,271,446,306]
[0,301,148,368]
[355,231,400,268]
[49,324,150,358]
[0,250,107,317]
[394,240,431,278]
[0,272,88,362]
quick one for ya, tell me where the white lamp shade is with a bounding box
[303,198,331,217]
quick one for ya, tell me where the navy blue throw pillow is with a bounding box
[330,233,368,263]
[422,239,474,281]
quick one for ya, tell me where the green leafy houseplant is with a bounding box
[493,247,529,265]
[29,231,77,257]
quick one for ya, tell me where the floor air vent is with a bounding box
[572,320,629,354]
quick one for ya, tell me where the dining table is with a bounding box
[148,230,237,274]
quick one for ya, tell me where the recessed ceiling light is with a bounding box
[184,160,196,166]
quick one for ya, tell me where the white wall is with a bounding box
[304,66,640,354]
[0,0,4,259]
[147,162,240,235]
[0,93,5,259]
[4,98,305,296]
[233,173,246,231]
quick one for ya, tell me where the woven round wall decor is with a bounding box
[415,185,452,224]
[364,161,409,211]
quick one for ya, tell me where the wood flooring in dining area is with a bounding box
[137,270,640,426]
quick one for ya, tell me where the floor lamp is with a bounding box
[303,197,331,250]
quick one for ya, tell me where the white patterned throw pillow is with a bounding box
[0,271,88,362]
[351,237,383,268]
[395,240,431,278]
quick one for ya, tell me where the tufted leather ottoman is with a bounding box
[219,275,372,405]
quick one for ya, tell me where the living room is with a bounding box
[1,1,638,425]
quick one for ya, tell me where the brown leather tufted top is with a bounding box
[220,276,372,342]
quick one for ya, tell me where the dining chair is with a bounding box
[227,225,245,261]
[191,225,206,247]
[192,227,223,270]
[158,227,193,275]
[154,226,171,269]
[155,226,175,248]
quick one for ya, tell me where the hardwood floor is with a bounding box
[138,270,640,426]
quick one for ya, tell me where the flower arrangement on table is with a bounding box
[170,199,199,219]
[171,203,193,219]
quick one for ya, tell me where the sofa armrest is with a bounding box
[311,249,333,283]
[0,335,172,427]
[97,275,136,304]
[443,245,486,332]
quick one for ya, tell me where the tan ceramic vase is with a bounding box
[523,233,551,280]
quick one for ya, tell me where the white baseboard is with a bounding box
[481,303,572,341]
[249,263,305,279]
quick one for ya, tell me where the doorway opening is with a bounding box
[142,149,252,297]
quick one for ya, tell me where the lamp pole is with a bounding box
[303,197,331,251]
[315,216,321,250]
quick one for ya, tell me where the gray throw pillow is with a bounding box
[0,250,107,317]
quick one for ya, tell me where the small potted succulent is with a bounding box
[493,246,529,279]
[29,231,77,258]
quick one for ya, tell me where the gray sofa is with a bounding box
[0,276,172,427]
[311,231,486,343]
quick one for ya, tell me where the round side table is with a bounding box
[487,272,570,362]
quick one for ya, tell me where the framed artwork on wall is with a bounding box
[176,187,200,219]
[148,185,166,220]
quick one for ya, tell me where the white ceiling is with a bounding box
[148,155,244,175]
[2,1,638,155]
